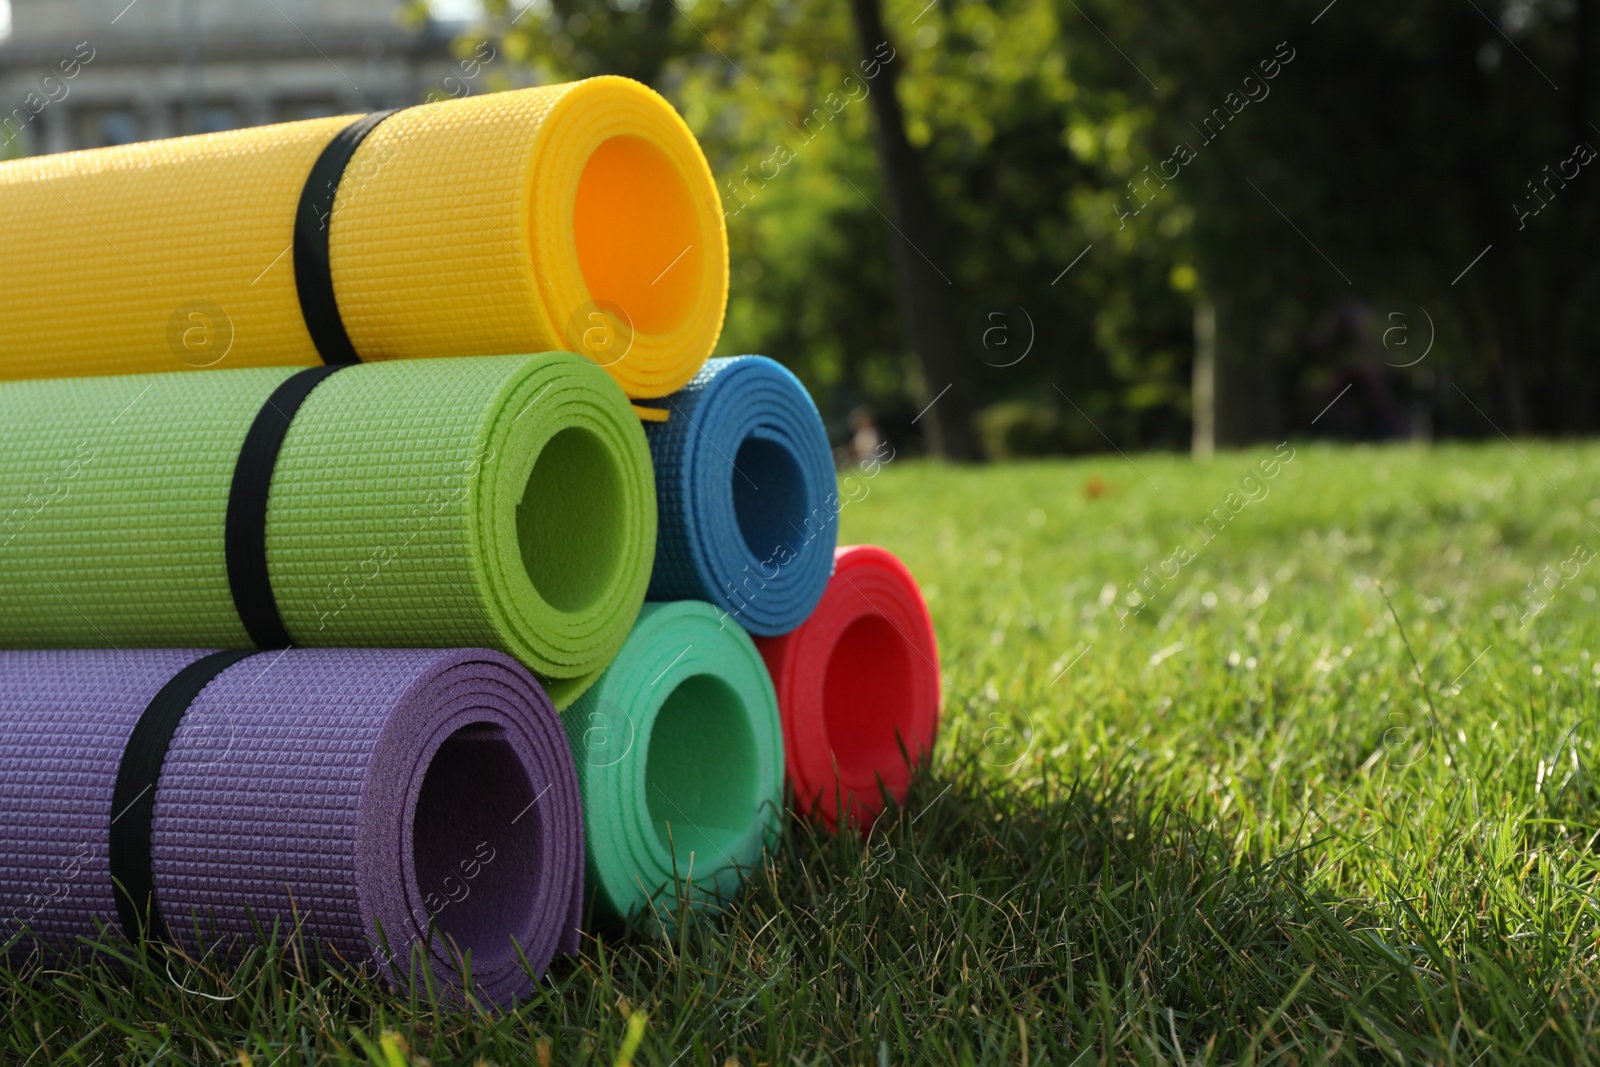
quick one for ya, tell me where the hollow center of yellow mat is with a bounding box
[410,724,542,967]
[573,135,701,337]
[646,673,758,864]
[517,426,623,614]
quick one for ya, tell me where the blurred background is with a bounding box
[1,0,1595,461]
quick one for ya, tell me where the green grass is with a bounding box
[7,441,1600,1064]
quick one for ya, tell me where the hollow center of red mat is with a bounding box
[822,614,917,783]
[518,425,623,613]
[731,436,807,562]
[645,674,758,870]
[574,135,701,336]
[411,724,541,967]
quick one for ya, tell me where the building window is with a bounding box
[278,101,343,122]
[197,105,237,133]
[89,110,142,147]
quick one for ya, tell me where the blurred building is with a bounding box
[0,0,462,154]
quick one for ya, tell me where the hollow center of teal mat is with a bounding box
[645,674,759,869]
[731,437,807,562]
[518,426,623,613]
[823,614,917,781]
[411,724,541,966]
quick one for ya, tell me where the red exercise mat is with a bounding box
[756,545,941,828]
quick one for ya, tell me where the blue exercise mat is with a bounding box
[645,356,837,636]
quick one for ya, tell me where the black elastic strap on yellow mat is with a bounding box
[109,649,258,943]
[226,365,352,648]
[293,108,404,365]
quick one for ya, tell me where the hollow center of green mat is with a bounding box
[823,614,917,781]
[410,724,541,966]
[731,437,807,562]
[574,135,701,336]
[517,426,623,614]
[645,673,759,868]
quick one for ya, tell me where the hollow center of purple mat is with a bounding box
[731,437,806,562]
[410,724,542,967]
[517,425,624,613]
[646,674,758,865]
[823,614,917,781]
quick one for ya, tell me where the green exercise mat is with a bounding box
[563,601,784,922]
[0,353,655,708]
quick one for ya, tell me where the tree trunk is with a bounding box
[1209,290,1274,446]
[635,0,678,87]
[1570,0,1595,148]
[1453,15,1529,432]
[1191,295,1216,459]
[846,0,977,460]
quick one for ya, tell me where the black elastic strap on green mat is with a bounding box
[293,108,403,365]
[109,649,258,943]
[226,365,352,648]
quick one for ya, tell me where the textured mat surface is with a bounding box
[645,357,837,635]
[756,545,941,828]
[562,601,783,922]
[0,78,726,399]
[0,647,582,1006]
[0,353,655,708]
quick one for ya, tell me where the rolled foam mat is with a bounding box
[562,601,784,922]
[0,353,655,708]
[756,545,941,828]
[0,647,582,1006]
[643,356,838,636]
[0,77,726,400]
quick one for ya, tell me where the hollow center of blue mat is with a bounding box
[411,724,541,967]
[645,674,758,869]
[518,426,623,613]
[824,614,916,780]
[731,437,807,563]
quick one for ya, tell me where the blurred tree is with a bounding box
[426,0,1600,452]
[845,0,976,458]
[442,0,1198,458]
[1096,0,1600,440]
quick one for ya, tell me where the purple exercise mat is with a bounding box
[0,647,583,1006]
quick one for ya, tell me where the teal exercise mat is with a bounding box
[562,601,784,923]
[0,353,655,707]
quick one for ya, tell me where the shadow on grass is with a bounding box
[3,756,1597,1065]
[682,751,1600,1065]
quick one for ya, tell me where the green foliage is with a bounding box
[1086,0,1600,437]
[8,442,1600,1061]
[0,118,23,161]
[971,398,1109,458]
[442,0,1599,446]
[974,399,1067,459]
[454,0,1600,447]
[443,0,1199,446]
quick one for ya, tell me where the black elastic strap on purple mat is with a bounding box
[225,364,353,649]
[293,108,404,365]
[109,649,259,943]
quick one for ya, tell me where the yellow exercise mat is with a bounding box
[0,76,727,399]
